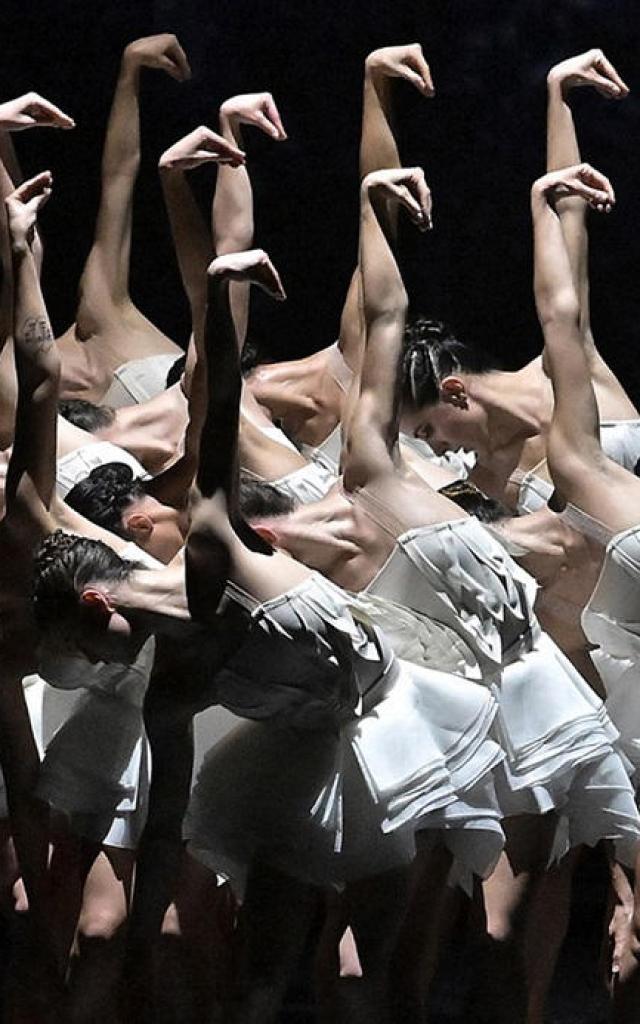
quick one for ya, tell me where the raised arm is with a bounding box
[339,46,433,388]
[0,94,74,445]
[77,34,190,317]
[146,130,245,508]
[344,168,431,491]
[194,250,285,504]
[213,93,286,348]
[546,50,628,349]
[532,165,613,495]
[4,173,60,535]
[159,125,245,333]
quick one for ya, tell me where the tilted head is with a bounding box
[32,530,145,663]
[58,399,116,434]
[65,463,184,563]
[400,318,500,458]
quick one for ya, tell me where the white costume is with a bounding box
[299,424,343,477]
[101,354,179,408]
[34,543,160,848]
[185,572,506,896]
[556,503,640,782]
[400,432,477,481]
[56,441,149,498]
[347,486,640,864]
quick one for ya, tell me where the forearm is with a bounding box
[532,192,580,328]
[361,70,400,240]
[533,191,599,454]
[546,75,589,330]
[360,71,399,181]
[160,167,211,328]
[11,246,57,383]
[196,275,241,501]
[101,56,141,184]
[213,116,253,253]
[213,115,252,347]
[353,190,407,456]
[6,245,59,512]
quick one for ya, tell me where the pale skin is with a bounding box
[250,166,615,1024]
[0,170,64,1010]
[399,55,637,510]
[70,250,421,1024]
[0,170,175,1020]
[532,163,640,998]
[54,34,235,404]
[245,44,435,453]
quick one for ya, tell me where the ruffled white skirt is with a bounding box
[184,655,505,896]
[490,631,640,865]
[34,646,155,850]
[351,595,640,865]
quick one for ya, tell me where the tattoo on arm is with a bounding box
[21,317,53,353]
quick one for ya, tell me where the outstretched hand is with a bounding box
[365,44,434,98]
[159,126,246,170]
[220,92,287,141]
[123,33,191,81]
[363,167,433,230]
[533,163,615,213]
[5,171,53,248]
[548,49,629,99]
[0,93,74,131]
[207,249,286,301]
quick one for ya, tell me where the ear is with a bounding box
[251,522,279,547]
[439,375,468,408]
[123,512,154,540]
[80,588,114,618]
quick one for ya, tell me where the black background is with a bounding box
[4,0,640,401]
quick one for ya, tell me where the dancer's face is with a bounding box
[400,376,490,459]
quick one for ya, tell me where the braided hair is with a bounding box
[32,530,134,632]
[439,480,510,524]
[58,399,115,433]
[65,463,146,537]
[401,318,500,408]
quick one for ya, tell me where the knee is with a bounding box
[77,904,127,942]
[338,927,363,979]
[161,902,182,937]
[485,910,518,946]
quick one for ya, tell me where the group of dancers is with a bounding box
[0,30,639,1024]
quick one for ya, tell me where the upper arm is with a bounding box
[186,495,232,620]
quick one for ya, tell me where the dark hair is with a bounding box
[65,463,146,536]
[166,354,186,389]
[238,474,296,519]
[401,317,500,408]
[439,480,511,524]
[33,530,133,632]
[58,399,115,433]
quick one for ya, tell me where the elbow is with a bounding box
[364,294,408,330]
[536,288,580,330]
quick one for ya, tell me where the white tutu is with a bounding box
[184,574,505,896]
[35,637,155,848]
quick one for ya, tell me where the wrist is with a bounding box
[218,111,241,145]
[546,69,571,99]
[120,50,142,80]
